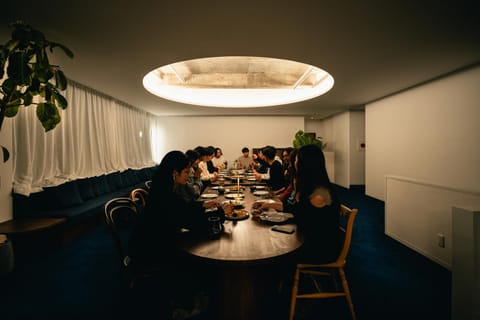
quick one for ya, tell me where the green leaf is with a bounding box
[54,70,67,90]
[7,51,32,85]
[1,146,10,163]
[5,105,19,117]
[1,78,16,94]
[36,102,61,131]
[50,42,74,58]
[52,91,68,109]
[23,91,33,106]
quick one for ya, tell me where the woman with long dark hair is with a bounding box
[294,144,341,264]
[128,150,219,265]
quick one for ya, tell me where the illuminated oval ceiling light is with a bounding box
[143,56,334,108]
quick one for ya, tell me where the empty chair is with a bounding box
[130,188,149,208]
[289,204,358,320]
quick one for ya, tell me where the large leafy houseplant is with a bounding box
[0,20,73,162]
[292,130,326,149]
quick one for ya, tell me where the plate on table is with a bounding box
[259,212,294,223]
[200,193,218,199]
[254,185,266,190]
[253,190,269,196]
[226,185,244,192]
[225,193,245,199]
[222,199,245,208]
[225,209,249,220]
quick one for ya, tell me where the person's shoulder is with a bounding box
[309,187,332,208]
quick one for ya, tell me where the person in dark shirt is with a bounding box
[129,150,221,263]
[260,145,286,192]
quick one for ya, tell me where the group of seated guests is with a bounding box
[127,143,340,318]
[235,145,295,199]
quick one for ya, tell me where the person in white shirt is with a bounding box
[195,146,218,187]
[211,147,227,170]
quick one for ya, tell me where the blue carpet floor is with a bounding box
[0,185,451,320]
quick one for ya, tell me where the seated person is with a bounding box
[195,146,218,188]
[175,149,203,202]
[255,144,341,264]
[252,148,268,174]
[211,147,227,170]
[254,146,285,192]
[237,147,254,169]
[206,146,219,173]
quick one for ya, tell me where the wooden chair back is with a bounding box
[289,204,359,320]
[130,188,149,208]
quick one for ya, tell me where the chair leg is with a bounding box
[339,268,356,320]
[289,267,301,320]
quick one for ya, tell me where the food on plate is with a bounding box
[225,208,248,219]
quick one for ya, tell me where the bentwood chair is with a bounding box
[104,197,139,286]
[289,205,358,320]
[144,180,152,190]
[129,188,149,208]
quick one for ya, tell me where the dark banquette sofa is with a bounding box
[12,166,157,224]
[0,166,156,265]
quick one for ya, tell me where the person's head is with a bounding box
[185,149,201,168]
[282,147,293,164]
[262,146,276,161]
[153,151,190,192]
[206,146,216,160]
[194,146,209,161]
[241,147,249,157]
[295,144,330,199]
[215,147,223,158]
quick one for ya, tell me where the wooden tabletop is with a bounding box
[177,185,303,266]
[0,217,66,235]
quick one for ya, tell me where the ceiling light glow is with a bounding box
[143,56,334,108]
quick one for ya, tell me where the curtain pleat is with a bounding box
[12,81,156,195]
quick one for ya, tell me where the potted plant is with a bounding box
[0,20,73,162]
[292,130,326,149]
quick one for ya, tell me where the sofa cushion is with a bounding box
[34,181,84,210]
[77,177,96,201]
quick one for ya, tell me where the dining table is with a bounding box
[176,172,304,320]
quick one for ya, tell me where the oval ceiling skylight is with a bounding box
[143,56,334,108]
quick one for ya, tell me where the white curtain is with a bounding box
[12,81,156,195]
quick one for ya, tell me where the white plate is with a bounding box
[259,212,294,223]
[254,185,266,189]
[225,193,245,199]
[254,199,275,204]
[253,190,269,196]
[200,193,218,199]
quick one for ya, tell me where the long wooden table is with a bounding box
[177,184,303,320]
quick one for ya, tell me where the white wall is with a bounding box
[151,116,304,164]
[366,65,480,200]
[0,121,13,223]
[307,110,365,188]
[367,65,480,267]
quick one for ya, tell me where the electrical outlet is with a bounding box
[437,233,445,248]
